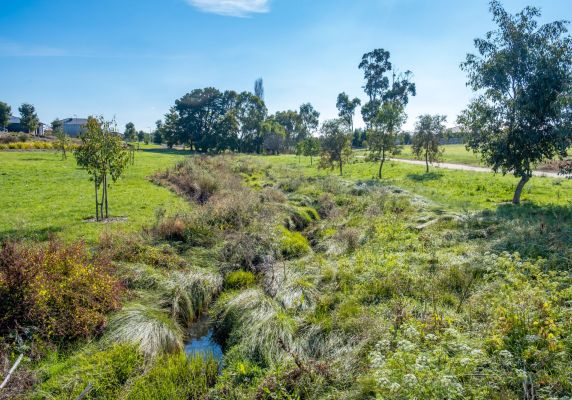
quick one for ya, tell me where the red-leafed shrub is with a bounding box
[0,240,123,342]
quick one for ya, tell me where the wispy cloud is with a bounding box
[185,0,269,17]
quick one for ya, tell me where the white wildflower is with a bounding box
[403,373,418,386]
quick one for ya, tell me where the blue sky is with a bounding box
[1,0,570,132]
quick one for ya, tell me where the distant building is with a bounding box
[7,116,45,136]
[61,118,88,137]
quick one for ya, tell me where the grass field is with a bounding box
[0,145,192,242]
[3,150,572,399]
[269,154,572,209]
[397,144,485,166]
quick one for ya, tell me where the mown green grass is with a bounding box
[257,154,572,209]
[0,145,191,242]
[399,144,484,166]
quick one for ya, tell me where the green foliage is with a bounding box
[279,226,310,258]
[412,114,446,172]
[458,0,572,204]
[336,92,361,131]
[124,352,218,400]
[300,136,320,165]
[33,344,143,400]
[18,103,39,134]
[318,119,353,176]
[0,240,122,342]
[0,101,11,129]
[366,101,407,178]
[225,270,256,289]
[74,116,131,220]
[124,122,136,141]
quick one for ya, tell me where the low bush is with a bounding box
[0,240,122,342]
[225,270,256,289]
[124,352,218,400]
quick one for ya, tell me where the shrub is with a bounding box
[124,352,218,400]
[0,240,122,342]
[32,344,143,400]
[279,227,310,258]
[225,270,256,289]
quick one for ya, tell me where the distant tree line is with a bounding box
[150,80,320,154]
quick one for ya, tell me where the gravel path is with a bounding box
[390,158,563,178]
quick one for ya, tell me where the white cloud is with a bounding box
[185,0,269,17]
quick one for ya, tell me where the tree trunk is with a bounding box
[94,178,99,222]
[310,155,313,166]
[339,160,343,176]
[378,150,385,179]
[425,151,429,173]
[512,175,530,205]
[104,174,109,218]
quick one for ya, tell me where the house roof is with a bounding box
[63,118,88,125]
[9,116,20,124]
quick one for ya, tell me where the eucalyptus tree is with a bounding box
[336,92,361,132]
[274,110,302,150]
[161,108,180,149]
[359,48,415,178]
[366,101,406,178]
[74,116,130,221]
[458,0,572,204]
[254,78,264,100]
[261,117,287,154]
[236,91,267,153]
[124,122,136,142]
[412,114,446,173]
[319,119,352,176]
[153,120,163,144]
[302,136,320,165]
[0,102,10,131]
[19,103,39,134]
[299,103,320,141]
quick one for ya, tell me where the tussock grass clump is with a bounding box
[214,289,298,366]
[124,352,218,400]
[106,304,183,357]
[220,230,277,269]
[116,262,165,290]
[159,269,222,327]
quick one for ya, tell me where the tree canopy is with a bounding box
[319,119,353,176]
[0,102,10,130]
[360,48,415,178]
[458,0,572,204]
[412,114,446,173]
[18,103,39,134]
[75,117,130,221]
